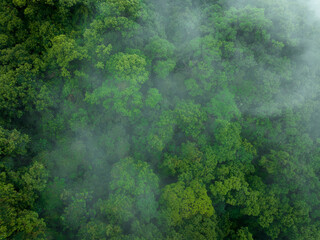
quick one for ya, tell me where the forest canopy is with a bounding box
[1,0,320,239]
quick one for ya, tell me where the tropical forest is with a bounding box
[1,0,320,239]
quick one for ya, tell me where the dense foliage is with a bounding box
[1,0,320,239]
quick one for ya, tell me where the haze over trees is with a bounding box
[1,0,320,239]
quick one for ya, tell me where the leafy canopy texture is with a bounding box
[1,0,320,239]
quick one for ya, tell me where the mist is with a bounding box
[1,0,320,239]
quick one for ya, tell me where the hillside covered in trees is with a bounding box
[1,0,320,239]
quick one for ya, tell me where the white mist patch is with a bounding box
[227,0,320,117]
[306,0,320,20]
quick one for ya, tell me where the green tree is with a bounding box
[160,180,214,227]
[85,52,149,118]
[99,157,159,231]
